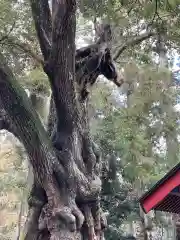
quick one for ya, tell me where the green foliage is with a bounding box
[0,0,39,76]
[20,68,50,95]
[90,52,180,237]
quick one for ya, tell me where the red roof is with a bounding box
[139,163,180,214]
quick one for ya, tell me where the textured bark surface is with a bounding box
[0,1,123,240]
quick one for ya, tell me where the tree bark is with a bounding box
[0,0,126,239]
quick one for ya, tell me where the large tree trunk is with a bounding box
[0,1,123,239]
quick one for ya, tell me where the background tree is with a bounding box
[0,0,124,239]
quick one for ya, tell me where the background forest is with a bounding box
[1,0,180,239]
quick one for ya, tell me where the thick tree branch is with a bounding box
[0,52,65,184]
[46,0,78,133]
[113,31,155,60]
[30,0,52,61]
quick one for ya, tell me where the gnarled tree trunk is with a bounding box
[0,1,123,239]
